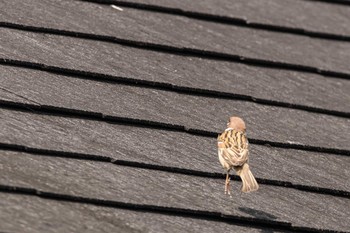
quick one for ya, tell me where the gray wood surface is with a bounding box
[1,0,350,73]
[1,66,349,151]
[1,109,349,191]
[1,0,349,232]
[0,193,273,233]
[1,29,350,113]
[0,151,349,231]
[120,0,350,35]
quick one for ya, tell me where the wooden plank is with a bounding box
[1,0,350,73]
[0,151,349,231]
[1,29,349,113]
[1,67,349,150]
[119,0,350,36]
[1,109,349,191]
[0,193,267,233]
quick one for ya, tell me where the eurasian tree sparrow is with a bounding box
[217,116,259,195]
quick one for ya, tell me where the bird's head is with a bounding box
[227,116,246,132]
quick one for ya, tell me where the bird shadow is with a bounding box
[239,207,278,220]
[238,207,280,233]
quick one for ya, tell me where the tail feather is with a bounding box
[234,163,259,193]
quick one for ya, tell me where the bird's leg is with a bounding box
[227,174,231,196]
[224,172,228,194]
[225,172,231,195]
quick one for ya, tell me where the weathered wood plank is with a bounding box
[1,0,350,73]
[120,0,350,36]
[1,109,349,191]
[0,193,269,233]
[0,151,349,231]
[1,29,349,113]
[1,66,349,150]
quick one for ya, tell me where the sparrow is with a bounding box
[217,116,259,195]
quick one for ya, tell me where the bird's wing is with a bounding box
[218,130,249,167]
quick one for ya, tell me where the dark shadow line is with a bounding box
[304,0,350,6]
[0,184,348,233]
[1,58,349,119]
[0,142,349,198]
[0,100,349,156]
[1,22,350,81]
[79,0,350,42]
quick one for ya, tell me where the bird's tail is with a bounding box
[234,163,259,193]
